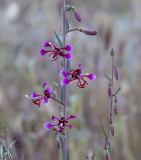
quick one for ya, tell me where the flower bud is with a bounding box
[108,86,112,97]
[110,48,115,57]
[78,29,97,36]
[72,6,81,22]
[114,66,119,80]
[86,156,89,160]
[114,103,118,114]
[110,123,114,136]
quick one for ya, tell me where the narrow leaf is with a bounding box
[114,87,121,95]
[114,64,121,67]
[101,125,107,139]
[65,5,71,11]
[59,137,64,160]
[51,81,59,87]
[67,150,70,160]
[66,60,70,72]
[54,30,63,48]
[104,74,111,81]
[108,142,111,153]
[60,86,64,104]
[65,17,69,32]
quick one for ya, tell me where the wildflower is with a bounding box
[39,41,73,61]
[25,82,52,107]
[60,62,96,88]
[44,115,76,135]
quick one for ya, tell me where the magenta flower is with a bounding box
[60,62,96,88]
[39,41,73,61]
[25,82,52,107]
[44,115,76,135]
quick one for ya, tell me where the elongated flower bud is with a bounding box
[72,6,81,22]
[110,48,115,57]
[114,66,119,80]
[104,149,109,160]
[108,86,112,97]
[78,29,97,36]
[110,123,115,136]
[114,103,118,114]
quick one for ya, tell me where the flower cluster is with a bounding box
[25,82,52,107]
[44,115,76,135]
[60,62,96,88]
[39,41,73,61]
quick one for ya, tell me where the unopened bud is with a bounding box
[114,66,119,80]
[72,6,81,22]
[114,103,118,114]
[78,29,97,36]
[57,140,60,149]
[86,156,89,160]
[108,86,112,97]
[110,123,115,136]
[110,48,115,57]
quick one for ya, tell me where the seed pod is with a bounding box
[114,66,119,80]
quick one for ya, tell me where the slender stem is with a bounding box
[62,0,67,160]
[57,58,62,118]
[66,28,78,34]
[4,127,9,160]
[105,56,114,149]
[50,96,63,105]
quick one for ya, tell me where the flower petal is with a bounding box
[60,70,68,78]
[42,82,47,88]
[65,53,72,60]
[88,74,96,81]
[61,79,70,85]
[66,115,77,120]
[42,97,48,104]
[46,87,52,94]
[51,115,59,121]
[39,49,47,56]
[30,92,37,99]
[43,41,51,47]
[64,45,73,51]
[44,122,53,131]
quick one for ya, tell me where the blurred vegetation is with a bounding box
[0,0,141,159]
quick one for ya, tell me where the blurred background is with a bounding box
[0,0,141,159]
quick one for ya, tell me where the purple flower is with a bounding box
[60,63,96,88]
[39,41,73,61]
[44,115,76,135]
[26,82,52,107]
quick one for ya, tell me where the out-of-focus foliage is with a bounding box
[0,0,141,159]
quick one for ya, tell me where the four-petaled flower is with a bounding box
[25,82,52,107]
[44,115,77,135]
[39,41,73,61]
[60,62,96,88]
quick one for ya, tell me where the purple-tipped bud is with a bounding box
[79,29,97,36]
[110,48,115,57]
[110,123,114,136]
[114,104,118,114]
[114,66,119,80]
[108,87,112,97]
[86,156,89,160]
[73,8,81,22]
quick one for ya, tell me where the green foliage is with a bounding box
[54,30,63,48]
[114,87,121,95]
[101,125,107,139]
[104,74,111,81]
